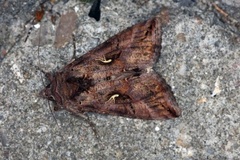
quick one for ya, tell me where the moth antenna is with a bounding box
[48,100,60,127]
[37,18,44,86]
[84,115,99,139]
[74,113,99,139]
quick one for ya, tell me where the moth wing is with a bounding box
[65,16,162,78]
[69,72,180,119]
[124,72,181,119]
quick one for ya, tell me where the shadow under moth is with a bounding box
[40,10,181,120]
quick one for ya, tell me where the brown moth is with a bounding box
[40,10,181,120]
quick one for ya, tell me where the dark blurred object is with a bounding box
[88,0,101,21]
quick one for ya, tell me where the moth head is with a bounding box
[40,83,56,102]
[39,72,58,102]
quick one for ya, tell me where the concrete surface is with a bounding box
[0,0,239,159]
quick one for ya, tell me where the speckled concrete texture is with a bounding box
[0,0,239,159]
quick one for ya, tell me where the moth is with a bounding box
[40,10,181,120]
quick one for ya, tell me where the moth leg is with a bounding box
[72,112,99,139]
[53,105,63,111]
[71,34,77,60]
